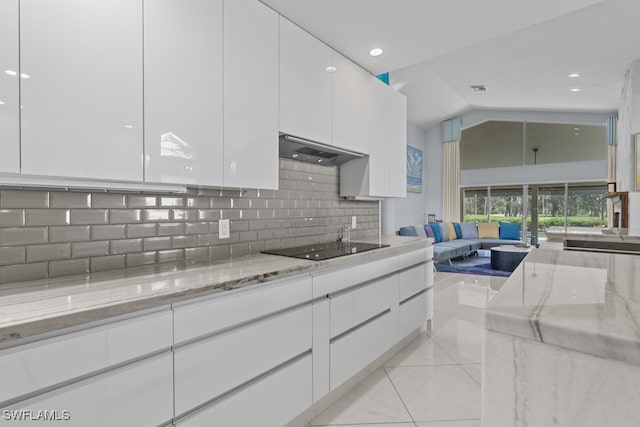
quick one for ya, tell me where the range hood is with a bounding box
[279,135,365,166]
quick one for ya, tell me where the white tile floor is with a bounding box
[309,271,508,427]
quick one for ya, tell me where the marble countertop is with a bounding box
[546,226,640,242]
[485,247,640,366]
[0,236,431,345]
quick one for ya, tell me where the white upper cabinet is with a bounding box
[369,77,391,197]
[144,0,224,186]
[279,17,332,145]
[332,52,371,155]
[340,82,407,199]
[0,0,20,174]
[389,88,407,198]
[19,0,143,182]
[223,0,279,190]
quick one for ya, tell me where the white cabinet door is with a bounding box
[0,309,172,404]
[144,0,223,186]
[176,354,312,427]
[279,17,332,145]
[369,78,391,197]
[174,305,312,416]
[332,52,371,155]
[389,88,407,197]
[0,0,19,174]
[11,353,173,427]
[223,0,278,190]
[20,0,143,182]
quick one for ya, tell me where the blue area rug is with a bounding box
[435,255,511,278]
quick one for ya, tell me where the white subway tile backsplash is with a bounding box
[70,209,109,225]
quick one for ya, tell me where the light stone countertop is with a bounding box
[485,246,640,366]
[0,236,431,345]
[545,226,640,242]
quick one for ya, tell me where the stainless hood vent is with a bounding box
[279,135,364,166]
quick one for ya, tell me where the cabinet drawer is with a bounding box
[176,353,312,427]
[313,257,394,297]
[330,275,395,339]
[0,309,172,404]
[173,275,311,344]
[9,352,173,427]
[394,247,430,270]
[174,305,312,415]
[398,290,428,338]
[330,309,394,390]
[399,263,427,302]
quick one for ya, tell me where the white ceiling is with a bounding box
[261,0,640,129]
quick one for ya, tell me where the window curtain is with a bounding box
[606,115,617,227]
[442,118,462,222]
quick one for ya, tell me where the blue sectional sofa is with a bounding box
[399,221,522,263]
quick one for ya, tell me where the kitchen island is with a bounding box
[483,246,640,427]
[0,235,433,426]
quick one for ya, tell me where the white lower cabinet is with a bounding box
[0,309,172,404]
[330,309,394,390]
[175,354,312,427]
[398,291,428,338]
[10,353,173,427]
[174,305,312,416]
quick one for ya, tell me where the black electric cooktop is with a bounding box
[262,241,390,261]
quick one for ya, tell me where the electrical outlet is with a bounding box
[351,216,357,229]
[219,219,230,239]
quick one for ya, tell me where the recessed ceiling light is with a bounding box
[574,133,580,136]
[369,48,383,57]
[324,66,337,73]
[124,125,133,129]
[470,85,487,92]
[292,153,299,158]
[568,73,580,78]
[4,70,17,76]
[20,73,30,79]
[570,88,581,92]
[574,127,580,131]
[0,101,4,105]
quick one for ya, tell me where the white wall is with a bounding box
[381,123,441,234]
[617,59,640,193]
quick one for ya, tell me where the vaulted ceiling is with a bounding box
[261,0,640,128]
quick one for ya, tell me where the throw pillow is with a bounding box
[499,221,521,240]
[446,222,457,241]
[399,226,418,237]
[439,222,450,242]
[429,223,442,243]
[477,222,499,239]
[459,222,479,239]
[453,222,463,239]
[424,224,435,238]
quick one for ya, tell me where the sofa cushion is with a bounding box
[399,226,417,236]
[430,223,442,242]
[433,245,460,262]
[424,224,435,238]
[453,222,463,239]
[446,222,457,240]
[439,222,450,241]
[415,225,427,237]
[478,222,499,239]
[459,222,478,239]
[499,221,521,240]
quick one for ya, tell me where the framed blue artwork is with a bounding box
[407,145,422,193]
